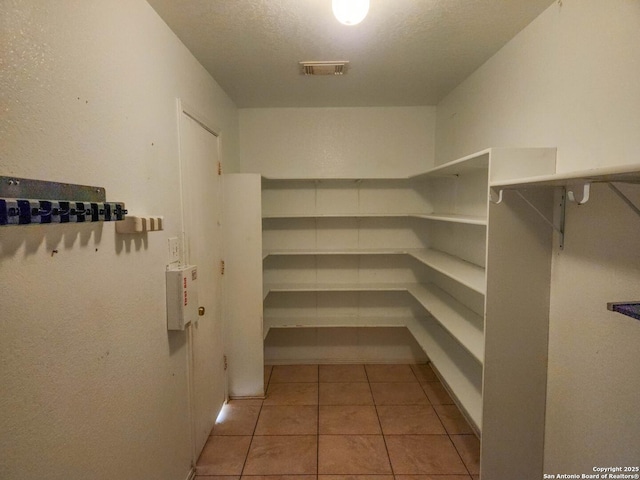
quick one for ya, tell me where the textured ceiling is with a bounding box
[147,0,556,108]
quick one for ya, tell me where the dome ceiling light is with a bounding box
[332,0,370,26]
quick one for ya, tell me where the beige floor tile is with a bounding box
[270,364,318,383]
[410,363,439,383]
[385,435,468,475]
[319,382,374,405]
[433,405,475,434]
[264,383,318,405]
[264,365,273,387]
[254,405,318,435]
[320,476,394,480]
[212,401,262,436]
[195,477,240,480]
[376,405,446,434]
[320,364,367,382]
[365,364,417,382]
[319,405,381,434]
[243,435,317,475]
[241,477,316,480]
[395,476,471,480]
[318,435,392,474]
[451,434,480,474]
[370,382,429,405]
[195,476,240,480]
[421,381,454,405]
[196,436,252,475]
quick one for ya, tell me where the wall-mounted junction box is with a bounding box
[166,265,198,331]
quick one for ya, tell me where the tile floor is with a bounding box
[196,363,480,480]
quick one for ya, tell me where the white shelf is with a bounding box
[409,249,486,295]
[410,149,491,180]
[407,315,483,429]
[264,282,408,300]
[263,315,409,339]
[263,212,487,225]
[413,213,487,225]
[262,213,418,219]
[264,247,409,258]
[263,248,486,295]
[263,281,484,364]
[408,284,484,363]
[491,163,640,188]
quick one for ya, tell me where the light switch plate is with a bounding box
[168,237,180,264]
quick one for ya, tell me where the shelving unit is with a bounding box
[480,158,639,480]
[260,147,557,434]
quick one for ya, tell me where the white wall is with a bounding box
[436,0,640,173]
[0,1,238,479]
[240,106,436,178]
[435,0,640,473]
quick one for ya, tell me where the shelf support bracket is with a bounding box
[567,183,591,205]
[514,189,565,250]
[608,183,640,219]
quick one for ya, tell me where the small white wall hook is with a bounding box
[567,183,591,205]
[490,189,504,204]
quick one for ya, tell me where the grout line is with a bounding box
[366,366,396,477]
[316,363,320,479]
[238,370,269,477]
[449,433,474,477]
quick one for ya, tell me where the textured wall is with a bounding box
[435,0,640,473]
[239,106,436,178]
[0,1,238,479]
[435,0,640,173]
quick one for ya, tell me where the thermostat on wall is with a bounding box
[166,265,198,331]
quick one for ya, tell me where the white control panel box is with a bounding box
[166,265,198,331]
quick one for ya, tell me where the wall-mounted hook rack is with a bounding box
[115,215,164,233]
[0,176,126,226]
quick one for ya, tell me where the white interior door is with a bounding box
[179,105,226,461]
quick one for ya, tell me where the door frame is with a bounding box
[176,98,226,465]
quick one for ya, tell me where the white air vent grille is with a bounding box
[300,61,349,76]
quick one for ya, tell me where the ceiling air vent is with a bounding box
[300,61,349,76]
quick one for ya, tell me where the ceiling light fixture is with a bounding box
[332,0,369,26]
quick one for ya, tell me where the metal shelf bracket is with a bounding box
[608,183,640,219]
[514,189,566,250]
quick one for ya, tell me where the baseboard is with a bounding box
[264,326,428,365]
[184,467,195,480]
